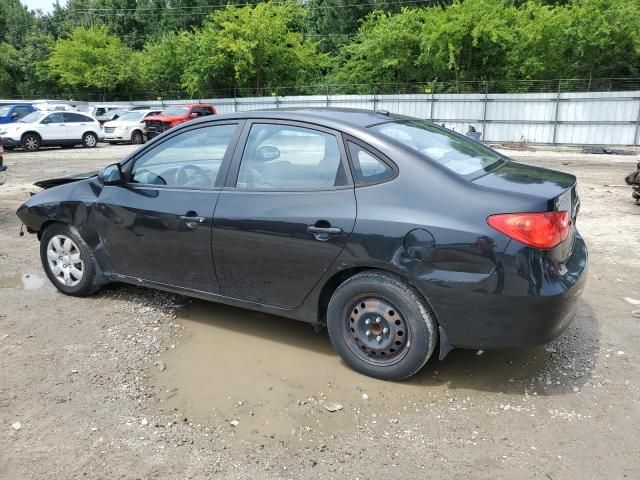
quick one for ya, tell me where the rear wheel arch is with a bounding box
[318,266,438,328]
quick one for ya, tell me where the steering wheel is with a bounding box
[176,164,210,187]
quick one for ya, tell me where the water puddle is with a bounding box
[147,300,565,439]
[0,272,47,290]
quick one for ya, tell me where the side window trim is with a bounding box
[343,135,398,187]
[224,119,353,191]
[123,122,242,191]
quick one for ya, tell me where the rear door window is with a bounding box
[236,123,347,190]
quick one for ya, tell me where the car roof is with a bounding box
[196,108,408,130]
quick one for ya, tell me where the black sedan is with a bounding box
[16,109,587,380]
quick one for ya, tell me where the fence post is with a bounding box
[481,81,488,141]
[635,98,640,146]
[325,85,330,108]
[552,79,562,145]
[373,85,378,111]
[233,89,238,112]
[275,88,280,109]
[429,91,435,121]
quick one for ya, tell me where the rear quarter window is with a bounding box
[370,120,504,177]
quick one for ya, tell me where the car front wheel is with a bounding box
[21,133,41,152]
[326,271,437,380]
[82,132,98,148]
[40,224,103,296]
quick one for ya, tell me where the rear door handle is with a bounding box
[307,226,343,235]
[307,225,343,241]
[180,214,206,227]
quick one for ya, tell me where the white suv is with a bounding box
[0,111,103,152]
[103,109,161,144]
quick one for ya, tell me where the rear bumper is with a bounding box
[427,233,588,349]
[1,136,20,147]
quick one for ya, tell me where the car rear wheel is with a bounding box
[326,271,437,380]
[131,130,143,144]
[21,133,41,152]
[40,224,103,296]
[82,132,98,148]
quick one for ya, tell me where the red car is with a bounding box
[143,104,217,140]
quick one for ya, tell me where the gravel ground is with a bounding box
[1,144,639,479]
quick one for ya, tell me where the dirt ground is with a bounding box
[1,143,639,479]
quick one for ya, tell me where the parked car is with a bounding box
[16,109,587,380]
[143,104,216,140]
[0,110,103,151]
[96,108,131,126]
[129,105,163,111]
[76,104,129,126]
[0,137,6,185]
[0,104,38,125]
[103,109,162,144]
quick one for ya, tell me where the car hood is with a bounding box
[144,115,185,122]
[34,171,98,189]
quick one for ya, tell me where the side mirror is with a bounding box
[41,118,50,124]
[255,145,280,162]
[10,112,18,118]
[98,163,123,185]
[189,112,199,118]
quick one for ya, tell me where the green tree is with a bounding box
[134,33,187,96]
[180,2,328,96]
[333,9,428,91]
[42,26,136,97]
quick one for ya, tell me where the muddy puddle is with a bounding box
[0,272,48,290]
[148,300,570,439]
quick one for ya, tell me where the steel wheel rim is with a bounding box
[85,135,96,147]
[46,235,84,287]
[25,136,38,150]
[343,295,411,367]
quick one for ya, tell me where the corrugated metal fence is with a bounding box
[114,90,640,146]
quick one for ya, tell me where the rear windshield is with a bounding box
[161,106,189,116]
[369,120,504,176]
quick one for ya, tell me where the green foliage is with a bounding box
[333,9,427,90]
[0,0,639,99]
[42,26,135,95]
[180,2,328,95]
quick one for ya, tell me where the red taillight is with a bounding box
[487,211,570,249]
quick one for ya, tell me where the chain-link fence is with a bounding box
[7,78,640,102]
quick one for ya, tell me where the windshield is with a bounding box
[115,112,144,122]
[161,106,189,116]
[0,106,10,116]
[19,111,48,123]
[370,120,504,176]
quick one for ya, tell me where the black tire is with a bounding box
[40,223,103,296]
[131,130,143,144]
[61,145,74,149]
[21,133,41,152]
[326,271,437,381]
[82,132,98,148]
[4,145,15,151]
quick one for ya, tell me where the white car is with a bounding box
[0,110,103,152]
[103,109,161,144]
